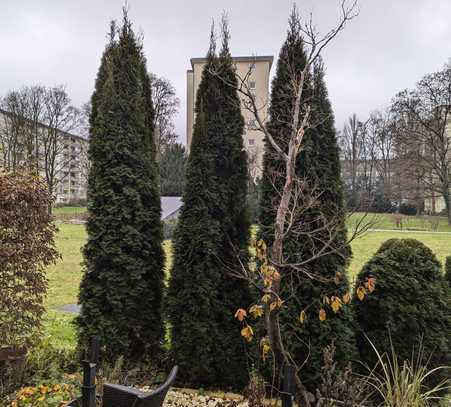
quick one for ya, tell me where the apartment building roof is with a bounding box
[161,196,182,220]
[189,55,274,71]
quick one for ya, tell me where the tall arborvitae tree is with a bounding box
[166,23,251,390]
[259,11,311,229]
[160,143,186,196]
[258,11,356,391]
[77,14,165,364]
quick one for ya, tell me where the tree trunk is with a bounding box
[443,187,451,225]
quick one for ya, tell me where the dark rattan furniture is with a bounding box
[102,366,178,407]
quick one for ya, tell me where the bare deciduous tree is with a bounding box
[339,113,370,207]
[392,67,451,223]
[0,86,45,173]
[0,85,83,207]
[41,85,82,200]
[149,73,180,159]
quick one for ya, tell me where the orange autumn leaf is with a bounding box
[319,308,327,321]
[365,277,376,293]
[342,292,351,304]
[234,308,247,322]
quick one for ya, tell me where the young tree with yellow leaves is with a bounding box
[212,1,375,405]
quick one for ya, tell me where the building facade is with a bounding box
[55,134,89,204]
[187,55,273,179]
[0,109,89,204]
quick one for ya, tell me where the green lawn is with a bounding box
[349,212,451,232]
[51,207,451,232]
[45,222,451,348]
[348,230,451,278]
[52,206,87,215]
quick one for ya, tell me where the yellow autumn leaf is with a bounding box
[299,310,307,324]
[256,240,267,260]
[256,239,267,251]
[260,337,271,361]
[234,308,247,322]
[331,296,342,314]
[356,286,366,301]
[273,271,281,281]
[262,294,271,303]
[249,304,264,318]
[270,297,284,312]
[39,385,49,394]
[262,342,271,360]
[241,325,254,342]
[342,292,351,304]
[319,308,327,321]
[263,277,273,287]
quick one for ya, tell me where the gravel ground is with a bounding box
[138,387,248,407]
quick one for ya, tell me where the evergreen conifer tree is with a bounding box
[77,14,165,364]
[166,23,251,389]
[160,143,186,196]
[259,10,355,391]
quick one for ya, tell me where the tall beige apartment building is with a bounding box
[187,56,273,179]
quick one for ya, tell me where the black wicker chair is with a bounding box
[102,366,178,407]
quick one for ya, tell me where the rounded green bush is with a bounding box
[353,239,451,389]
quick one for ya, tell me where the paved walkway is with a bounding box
[57,304,81,314]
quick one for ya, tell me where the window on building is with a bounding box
[248,138,255,146]
[247,119,257,130]
[249,81,256,89]
[249,62,256,72]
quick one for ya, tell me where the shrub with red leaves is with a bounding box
[0,171,59,348]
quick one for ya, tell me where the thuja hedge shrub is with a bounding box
[353,239,451,389]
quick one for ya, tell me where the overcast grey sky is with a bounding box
[1,0,451,144]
